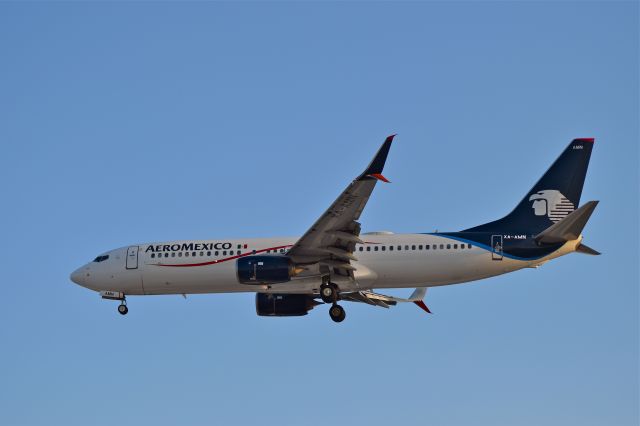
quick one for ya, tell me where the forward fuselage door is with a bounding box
[126,246,139,269]
[491,235,503,261]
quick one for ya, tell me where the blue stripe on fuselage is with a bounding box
[422,233,559,261]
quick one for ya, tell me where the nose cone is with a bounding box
[70,268,85,286]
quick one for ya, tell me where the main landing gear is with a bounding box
[329,303,346,323]
[320,282,338,303]
[321,281,346,323]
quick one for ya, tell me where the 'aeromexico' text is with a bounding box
[145,242,232,253]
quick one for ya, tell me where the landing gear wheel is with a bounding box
[329,304,346,323]
[118,303,128,315]
[320,283,338,304]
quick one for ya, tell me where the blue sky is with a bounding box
[0,2,637,425]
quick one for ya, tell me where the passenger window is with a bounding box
[468,244,472,249]
[382,246,386,251]
[419,245,423,250]
[223,251,227,255]
[359,247,363,251]
[171,252,175,257]
[397,245,402,250]
[405,245,409,250]
[426,245,430,250]
[389,246,394,251]
[366,247,371,251]
[178,252,182,257]
[151,253,155,258]
[446,244,451,249]
[237,244,242,249]
[200,251,204,256]
[412,245,416,250]
[454,244,458,249]
[185,252,190,257]
[440,244,444,249]
[207,251,211,256]
[374,246,379,251]
[164,253,169,258]
[433,245,437,250]
[215,251,219,256]
[460,244,464,249]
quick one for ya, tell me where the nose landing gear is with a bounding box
[117,301,128,315]
[99,291,129,316]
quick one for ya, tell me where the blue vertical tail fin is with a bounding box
[464,138,595,234]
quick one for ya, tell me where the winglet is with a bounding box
[414,300,432,314]
[409,287,431,314]
[359,134,395,181]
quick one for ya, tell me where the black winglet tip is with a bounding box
[360,134,396,178]
[385,134,397,144]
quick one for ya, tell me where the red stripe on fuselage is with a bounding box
[154,245,293,268]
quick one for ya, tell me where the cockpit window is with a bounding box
[93,255,109,263]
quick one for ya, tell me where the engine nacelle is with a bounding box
[237,255,295,284]
[255,293,319,317]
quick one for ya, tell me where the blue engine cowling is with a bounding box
[237,255,293,284]
[255,293,319,316]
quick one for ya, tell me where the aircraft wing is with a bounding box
[286,135,395,278]
[341,287,432,313]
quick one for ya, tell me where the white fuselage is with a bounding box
[70,233,580,297]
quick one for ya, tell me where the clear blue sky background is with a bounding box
[0,2,637,425]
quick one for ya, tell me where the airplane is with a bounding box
[70,136,599,323]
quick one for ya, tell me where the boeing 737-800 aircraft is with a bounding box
[70,136,599,322]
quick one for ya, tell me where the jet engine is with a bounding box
[237,255,300,284]
[255,293,320,317]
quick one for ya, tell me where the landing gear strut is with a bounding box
[117,299,128,315]
[329,304,346,323]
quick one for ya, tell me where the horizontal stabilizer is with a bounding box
[576,243,601,256]
[535,201,599,245]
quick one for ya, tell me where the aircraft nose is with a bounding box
[70,268,85,286]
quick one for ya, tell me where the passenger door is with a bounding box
[126,246,139,269]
